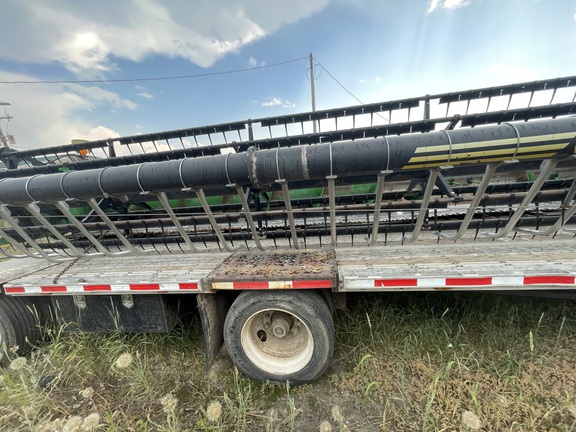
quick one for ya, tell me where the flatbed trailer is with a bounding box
[0,75,576,384]
[3,237,575,295]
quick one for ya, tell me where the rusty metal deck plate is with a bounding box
[206,248,337,289]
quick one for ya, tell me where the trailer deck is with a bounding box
[2,236,574,295]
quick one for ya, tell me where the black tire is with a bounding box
[0,295,40,362]
[0,302,17,363]
[224,290,334,385]
[318,289,334,316]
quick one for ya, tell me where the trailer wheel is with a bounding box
[0,295,38,362]
[224,290,334,385]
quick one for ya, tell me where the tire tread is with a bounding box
[0,295,40,357]
[224,290,334,384]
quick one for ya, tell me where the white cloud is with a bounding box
[428,0,440,12]
[135,85,153,99]
[0,1,329,147]
[428,0,470,13]
[3,1,330,74]
[58,32,112,77]
[263,98,282,107]
[358,76,381,84]
[262,97,296,108]
[444,0,469,8]
[248,56,266,68]
[64,84,137,110]
[0,71,129,149]
[74,125,121,142]
[573,12,576,22]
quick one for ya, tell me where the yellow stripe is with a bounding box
[507,143,566,153]
[553,132,576,141]
[415,137,519,154]
[212,282,234,289]
[413,132,575,154]
[403,152,558,169]
[407,142,568,164]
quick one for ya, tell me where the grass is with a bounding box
[1,292,576,431]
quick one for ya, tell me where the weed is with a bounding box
[222,368,255,431]
[422,370,441,429]
[283,381,301,431]
[0,292,574,430]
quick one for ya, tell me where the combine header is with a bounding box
[0,75,575,384]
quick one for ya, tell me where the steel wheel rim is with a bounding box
[240,308,314,375]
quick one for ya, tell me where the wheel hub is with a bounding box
[271,313,292,338]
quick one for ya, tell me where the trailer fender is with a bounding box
[196,292,231,372]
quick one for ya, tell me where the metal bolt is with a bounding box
[271,315,290,339]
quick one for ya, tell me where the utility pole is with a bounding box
[309,53,317,133]
[0,102,12,149]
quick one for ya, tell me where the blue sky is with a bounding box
[0,0,575,149]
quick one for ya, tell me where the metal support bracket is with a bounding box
[404,169,440,244]
[276,179,300,249]
[370,170,393,246]
[485,159,559,239]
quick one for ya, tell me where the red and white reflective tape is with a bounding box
[344,275,576,290]
[211,279,333,290]
[4,282,199,295]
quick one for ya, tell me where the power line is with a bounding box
[313,56,389,122]
[0,56,309,84]
[312,56,365,105]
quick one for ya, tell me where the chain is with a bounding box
[52,257,80,284]
[52,238,100,284]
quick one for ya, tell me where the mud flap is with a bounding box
[196,293,230,372]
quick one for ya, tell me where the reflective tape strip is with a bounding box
[6,279,330,292]
[492,277,524,286]
[293,280,333,288]
[83,284,112,292]
[375,279,418,287]
[41,286,67,293]
[177,283,199,290]
[4,286,26,294]
[7,274,574,295]
[211,279,333,290]
[129,283,160,291]
[445,277,493,286]
[344,275,576,290]
[231,281,270,290]
[524,275,576,285]
[4,282,199,295]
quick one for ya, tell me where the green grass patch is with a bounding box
[1,292,575,431]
